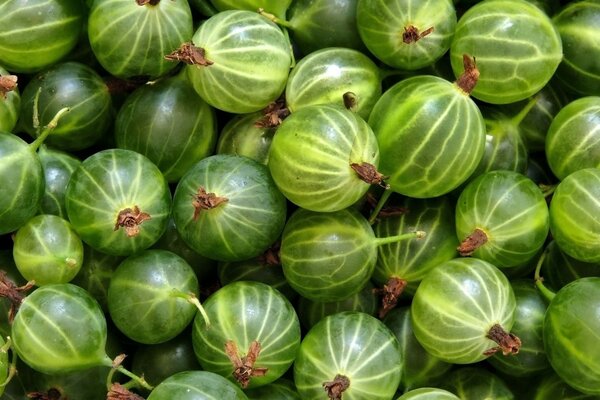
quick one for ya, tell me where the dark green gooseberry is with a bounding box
[545,96,600,180]
[285,47,382,120]
[455,170,549,269]
[439,367,515,400]
[549,168,600,263]
[357,0,457,70]
[450,0,562,104]
[114,72,217,183]
[192,281,301,389]
[280,207,425,302]
[215,111,276,165]
[88,0,193,79]
[245,378,300,400]
[368,57,486,198]
[131,332,201,388]
[533,372,600,400]
[0,0,85,73]
[384,307,452,393]
[542,277,600,395]
[173,154,287,262]
[20,62,112,151]
[294,311,402,400]
[0,336,7,397]
[297,281,378,330]
[38,146,80,218]
[553,1,600,96]
[0,108,69,235]
[0,250,25,338]
[396,388,460,400]
[147,370,248,400]
[183,10,291,113]
[0,67,20,132]
[487,280,550,377]
[284,0,366,54]
[218,251,297,302]
[539,240,600,292]
[71,244,124,312]
[65,148,172,257]
[107,249,204,345]
[411,258,519,364]
[13,214,83,286]
[373,195,458,317]
[268,103,380,212]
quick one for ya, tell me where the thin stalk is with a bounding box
[534,246,555,303]
[171,290,211,327]
[29,107,70,152]
[510,96,538,127]
[0,337,16,388]
[258,8,294,29]
[540,183,557,198]
[374,230,426,246]
[368,189,392,225]
[104,356,153,392]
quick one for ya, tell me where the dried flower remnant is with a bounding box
[114,205,151,237]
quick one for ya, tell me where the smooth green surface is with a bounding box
[38,146,80,218]
[546,96,600,180]
[245,378,301,400]
[268,104,379,212]
[280,208,377,302]
[88,0,193,79]
[173,154,287,262]
[186,10,291,113]
[0,132,44,235]
[540,240,600,292]
[544,278,600,394]
[211,0,291,17]
[549,168,600,263]
[192,281,301,389]
[411,258,516,364]
[450,0,562,104]
[115,74,217,182]
[11,284,110,374]
[294,311,401,400]
[20,62,112,151]
[108,249,199,344]
[369,75,485,198]
[216,112,275,165]
[357,0,456,70]
[148,370,248,400]
[455,170,549,268]
[397,387,460,400]
[0,0,84,72]
[440,367,514,400]
[65,149,172,256]
[13,214,83,285]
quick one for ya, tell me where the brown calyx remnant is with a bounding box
[26,388,63,400]
[343,92,358,112]
[165,42,213,66]
[0,271,35,322]
[375,277,408,319]
[106,383,145,400]
[136,0,160,6]
[0,75,17,99]
[323,374,350,400]
[484,323,522,356]
[457,228,488,256]
[455,54,480,95]
[114,205,151,237]
[351,162,389,189]
[255,97,289,128]
[402,25,434,44]
[365,192,409,219]
[225,340,268,389]
[258,241,281,266]
[192,186,228,221]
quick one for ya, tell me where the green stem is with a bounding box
[171,290,211,327]
[374,230,426,247]
[104,355,153,391]
[0,337,17,388]
[258,8,294,29]
[534,246,555,303]
[29,106,70,152]
[540,183,557,198]
[114,366,153,390]
[368,189,392,225]
[510,96,538,126]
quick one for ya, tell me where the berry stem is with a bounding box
[373,230,426,246]
[534,246,555,303]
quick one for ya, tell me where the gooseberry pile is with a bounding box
[0,0,599,399]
